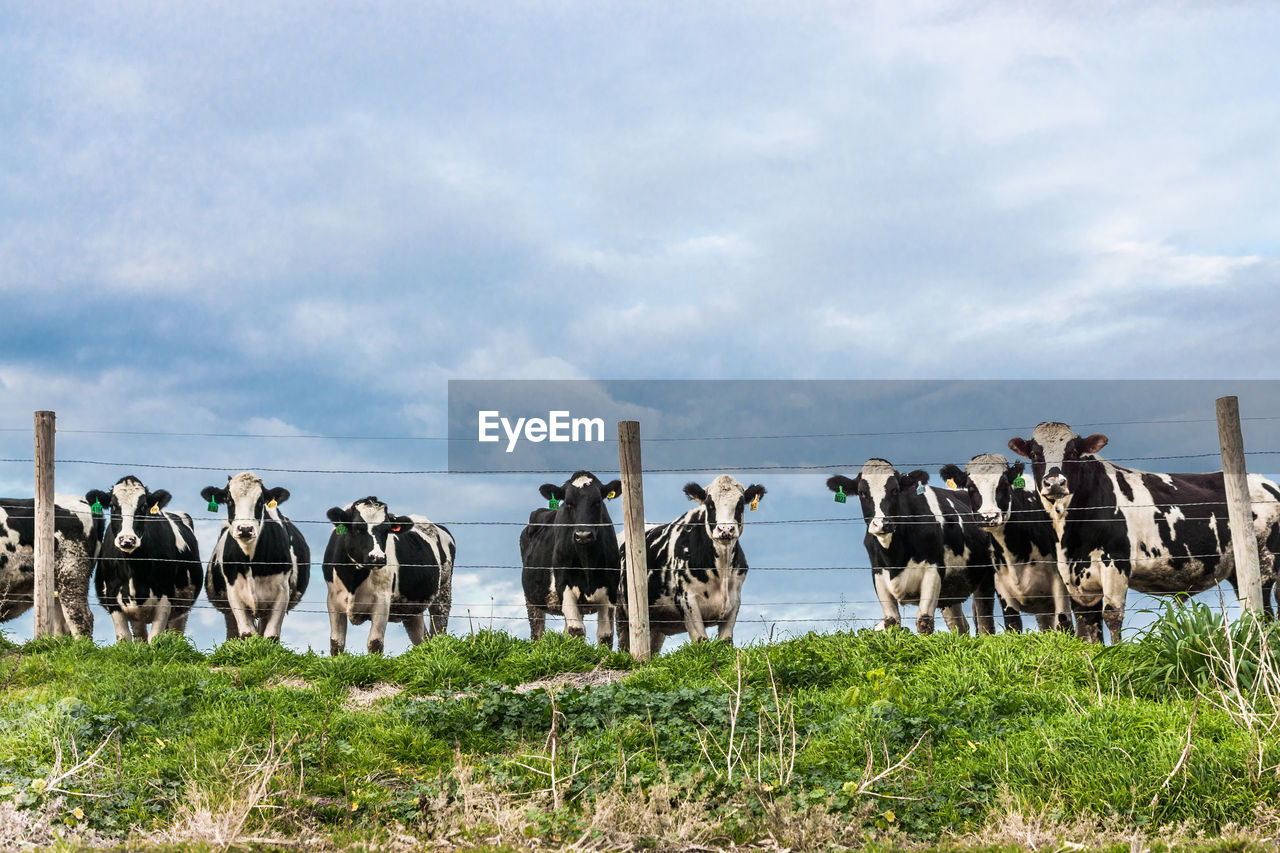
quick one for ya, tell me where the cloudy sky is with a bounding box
[2,2,1278,652]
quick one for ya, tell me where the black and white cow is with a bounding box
[323,496,456,655]
[521,471,623,647]
[617,475,766,654]
[84,477,202,643]
[939,455,1072,633]
[828,459,996,635]
[1009,422,1280,642]
[202,472,311,641]
[0,495,101,636]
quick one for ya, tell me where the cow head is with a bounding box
[539,470,621,547]
[85,476,172,554]
[1008,422,1108,509]
[828,459,926,547]
[940,454,1025,529]
[201,471,291,558]
[683,475,766,545]
[327,497,410,567]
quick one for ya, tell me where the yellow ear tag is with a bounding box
[945,478,958,490]
[749,497,759,511]
[606,490,617,499]
[149,504,160,515]
[267,499,278,509]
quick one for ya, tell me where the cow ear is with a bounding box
[390,514,414,529]
[326,506,349,524]
[601,479,622,499]
[266,487,291,505]
[1079,433,1109,455]
[744,484,766,504]
[1007,461,1026,482]
[827,474,859,493]
[200,486,227,505]
[899,470,929,489]
[539,483,565,501]
[683,482,707,502]
[1008,437,1033,459]
[149,490,172,510]
[938,464,966,488]
[85,489,111,507]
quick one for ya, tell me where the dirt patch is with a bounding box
[268,676,312,691]
[513,668,628,694]
[343,681,404,709]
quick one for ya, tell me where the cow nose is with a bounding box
[235,524,256,539]
[369,550,386,564]
[116,535,138,550]
[980,511,1001,526]
[573,530,595,544]
[1043,473,1068,494]
[714,524,737,540]
[868,517,886,535]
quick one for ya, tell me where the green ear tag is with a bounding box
[90,499,103,515]
[336,523,348,535]
[548,496,560,510]
[834,486,847,504]
[207,499,219,512]
[1012,475,1026,489]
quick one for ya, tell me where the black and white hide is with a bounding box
[0,495,101,636]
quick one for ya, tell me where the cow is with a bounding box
[939,455,1072,633]
[616,475,766,655]
[323,496,456,655]
[827,459,996,635]
[84,477,202,643]
[1008,422,1280,642]
[201,472,311,641]
[521,471,623,647]
[0,495,101,636]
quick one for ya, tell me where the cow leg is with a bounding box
[367,596,392,655]
[648,631,667,655]
[993,574,1022,633]
[228,594,258,639]
[221,610,239,641]
[404,612,427,646]
[329,600,349,656]
[168,611,190,635]
[109,610,133,644]
[915,567,944,635]
[941,603,969,635]
[872,570,901,630]
[1033,612,1057,631]
[1074,598,1104,643]
[527,604,547,641]
[429,568,452,635]
[1100,563,1128,644]
[972,576,996,636]
[1050,572,1074,633]
[262,582,291,641]
[678,590,709,642]
[596,604,614,649]
[717,570,745,645]
[562,589,587,638]
[147,597,173,642]
[54,546,94,637]
[130,620,148,643]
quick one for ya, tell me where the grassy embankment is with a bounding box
[2,603,1279,851]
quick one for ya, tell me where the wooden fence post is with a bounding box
[618,420,650,660]
[1216,395,1264,613]
[33,410,58,637]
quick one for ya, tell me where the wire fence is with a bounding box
[3,413,1279,649]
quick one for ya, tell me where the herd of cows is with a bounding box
[2,421,1280,653]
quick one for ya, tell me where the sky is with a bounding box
[2,2,1279,652]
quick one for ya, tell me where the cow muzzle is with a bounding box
[868,517,888,536]
[978,510,1002,528]
[573,530,596,545]
[234,523,258,541]
[114,534,139,552]
[712,523,738,541]
[1041,472,1069,498]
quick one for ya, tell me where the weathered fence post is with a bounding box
[33,410,58,637]
[618,420,650,660]
[1216,395,1264,613]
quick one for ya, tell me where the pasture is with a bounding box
[3,606,1279,851]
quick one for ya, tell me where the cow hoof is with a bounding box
[566,625,586,639]
[915,616,935,636]
[598,635,613,649]
[368,639,384,655]
[330,641,344,657]
[239,631,256,640]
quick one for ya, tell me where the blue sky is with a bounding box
[2,2,1279,651]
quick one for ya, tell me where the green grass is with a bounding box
[1,622,1278,850]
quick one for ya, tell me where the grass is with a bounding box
[1,620,1279,851]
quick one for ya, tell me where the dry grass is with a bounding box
[342,681,404,710]
[512,667,629,694]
